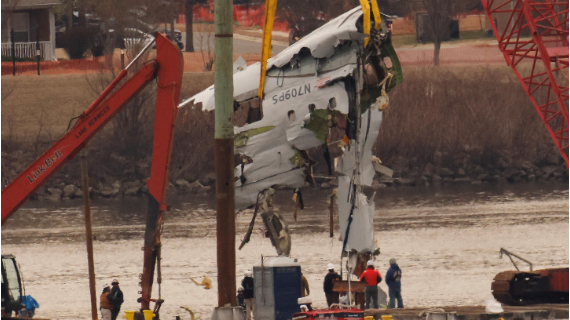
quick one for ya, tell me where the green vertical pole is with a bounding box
[214,0,236,308]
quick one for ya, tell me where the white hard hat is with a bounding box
[245,270,252,277]
[367,260,374,267]
[102,283,109,290]
[327,263,335,271]
[238,286,244,292]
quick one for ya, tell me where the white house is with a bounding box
[1,0,59,61]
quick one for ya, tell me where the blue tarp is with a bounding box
[19,295,40,311]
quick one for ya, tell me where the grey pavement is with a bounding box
[182,32,287,54]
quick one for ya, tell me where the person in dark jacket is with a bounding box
[323,263,341,307]
[237,287,246,310]
[107,279,124,320]
[385,258,403,308]
[241,270,255,320]
[359,260,382,309]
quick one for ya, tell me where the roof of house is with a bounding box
[2,0,61,10]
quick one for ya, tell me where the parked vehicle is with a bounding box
[2,254,24,317]
[154,27,184,50]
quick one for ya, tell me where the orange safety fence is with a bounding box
[2,45,504,76]
[178,4,290,32]
[2,59,102,76]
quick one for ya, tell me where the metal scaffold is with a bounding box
[482,0,569,167]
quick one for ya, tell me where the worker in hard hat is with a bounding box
[359,260,382,309]
[323,263,341,307]
[385,258,403,308]
[242,270,255,320]
[99,284,113,320]
[107,279,123,320]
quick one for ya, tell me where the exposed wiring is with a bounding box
[66,115,82,132]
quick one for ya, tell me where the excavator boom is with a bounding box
[1,61,157,224]
[1,32,183,311]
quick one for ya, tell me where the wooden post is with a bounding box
[36,27,40,75]
[329,193,335,238]
[80,150,98,320]
[11,29,16,76]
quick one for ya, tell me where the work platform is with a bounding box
[364,304,569,320]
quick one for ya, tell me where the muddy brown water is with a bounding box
[2,182,568,320]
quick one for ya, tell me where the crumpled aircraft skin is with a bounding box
[180,5,402,254]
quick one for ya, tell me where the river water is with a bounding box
[2,182,568,320]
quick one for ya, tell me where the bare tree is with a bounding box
[2,77,18,155]
[277,0,330,41]
[32,106,47,156]
[422,0,451,66]
[184,0,195,52]
[1,0,21,37]
[184,0,207,52]
[84,45,156,176]
[194,23,214,71]
[1,79,17,102]
[421,0,475,66]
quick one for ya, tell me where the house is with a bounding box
[1,0,60,61]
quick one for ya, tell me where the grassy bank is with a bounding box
[376,66,559,168]
[1,65,566,192]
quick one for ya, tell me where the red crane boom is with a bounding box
[481,0,569,167]
[1,32,183,311]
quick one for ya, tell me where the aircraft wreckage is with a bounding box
[180,5,402,273]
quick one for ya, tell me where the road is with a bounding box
[182,32,287,54]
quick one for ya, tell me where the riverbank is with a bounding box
[1,66,567,201]
[7,157,567,202]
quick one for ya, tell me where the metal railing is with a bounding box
[1,41,53,61]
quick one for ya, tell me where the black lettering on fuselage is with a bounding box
[271,83,312,105]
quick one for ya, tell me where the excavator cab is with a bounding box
[1,254,24,317]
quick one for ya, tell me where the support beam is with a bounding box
[214,0,236,308]
[80,150,98,320]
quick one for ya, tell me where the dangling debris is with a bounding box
[179,4,402,258]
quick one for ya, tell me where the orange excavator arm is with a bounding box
[1,32,183,310]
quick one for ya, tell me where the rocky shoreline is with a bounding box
[19,152,568,202]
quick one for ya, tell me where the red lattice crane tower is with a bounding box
[482,0,569,167]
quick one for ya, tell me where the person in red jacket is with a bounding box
[359,260,382,309]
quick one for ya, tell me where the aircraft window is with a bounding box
[288,110,296,122]
[328,98,337,109]
[233,97,263,127]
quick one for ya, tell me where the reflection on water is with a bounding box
[2,182,568,244]
[1,182,568,320]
